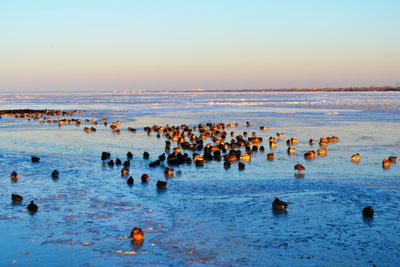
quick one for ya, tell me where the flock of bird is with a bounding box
[2,108,398,244]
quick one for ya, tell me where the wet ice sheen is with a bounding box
[0,91,400,266]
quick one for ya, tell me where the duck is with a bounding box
[226,154,238,162]
[101,152,111,161]
[351,153,361,162]
[127,176,134,185]
[141,174,150,183]
[240,153,251,161]
[304,151,315,160]
[27,201,38,213]
[158,153,166,161]
[388,156,397,163]
[164,168,174,177]
[319,137,328,143]
[143,152,150,159]
[130,227,144,241]
[127,151,133,159]
[287,138,298,145]
[272,198,288,211]
[294,164,305,173]
[121,167,129,176]
[319,140,327,147]
[266,153,274,161]
[51,169,59,179]
[10,171,19,181]
[156,180,167,189]
[269,141,277,149]
[287,147,296,155]
[31,156,40,163]
[115,158,122,165]
[11,194,23,202]
[382,159,390,168]
[317,148,328,156]
[362,206,374,218]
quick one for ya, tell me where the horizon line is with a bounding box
[1,85,400,94]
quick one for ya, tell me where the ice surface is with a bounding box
[0,91,399,266]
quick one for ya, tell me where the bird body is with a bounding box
[11,194,23,202]
[27,201,38,212]
[294,164,305,173]
[351,153,361,162]
[272,198,288,210]
[131,227,144,241]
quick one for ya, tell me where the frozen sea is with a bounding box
[0,91,399,266]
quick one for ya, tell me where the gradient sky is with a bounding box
[1,0,399,92]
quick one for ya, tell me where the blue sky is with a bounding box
[0,0,399,92]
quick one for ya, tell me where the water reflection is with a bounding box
[272,209,288,216]
[131,239,144,249]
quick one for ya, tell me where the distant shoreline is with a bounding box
[188,86,400,93]
[1,86,399,94]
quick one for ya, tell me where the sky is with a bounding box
[0,0,399,92]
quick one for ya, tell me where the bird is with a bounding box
[362,206,374,218]
[382,159,390,168]
[127,176,134,185]
[141,174,150,183]
[27,201,38,213]
[101,152,111,161]
[304,151,315,160]
[121,167,129,176]
[272,198,288,211]
[267,153,274,160]
[317,148,328,156]
[51,169,59,179]
[11,194,23,202]
[31,156,40,163]
[156,180,167,189]
[294,164,305,173]
[287,147,296,155]
[130,227,144,241]
[351,153,361,162]
[10,171,19,181]
[164,168,174,177]
[240,153,251,161]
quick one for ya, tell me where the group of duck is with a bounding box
[9,156,60,213]
[351,153,397,168]
[98,120,396,221]
[8,153,148,244]
[4,111,397,244]
[0,109,82,127]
